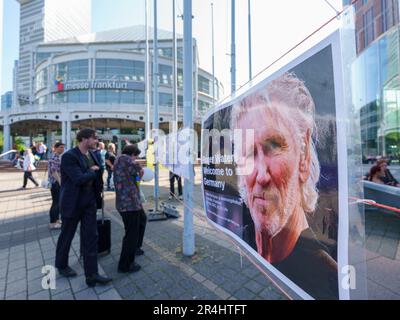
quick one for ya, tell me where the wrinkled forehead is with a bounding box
[236,101,299,132]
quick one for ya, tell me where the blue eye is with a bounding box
[270,141,281,149]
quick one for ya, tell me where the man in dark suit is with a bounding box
[55,128,112,287]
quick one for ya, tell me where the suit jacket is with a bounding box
[60,147,103,218]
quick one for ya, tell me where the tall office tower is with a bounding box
[16,0,91,105]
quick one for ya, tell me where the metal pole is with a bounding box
[211,2,216,105]
[248,0,252,81]
[145,0,151,141]
[153,0,160,212]
[172,0,178,170]
[173,0,178,124]
[183,0,195,256]
[231,0,236,94]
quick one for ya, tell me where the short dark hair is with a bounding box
[54,142,65,149]
[122,144,141,157]
[76,128,97,142]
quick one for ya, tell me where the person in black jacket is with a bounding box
[55,128,112,287]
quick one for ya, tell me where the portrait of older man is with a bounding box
[231,72,338,299]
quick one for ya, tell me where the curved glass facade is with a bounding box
[95,90,144,104]
[34,54,217,112]
[54,59,89,81]
[96,59,144,81]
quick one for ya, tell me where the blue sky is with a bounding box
[1,0,343,97]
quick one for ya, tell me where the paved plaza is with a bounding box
[0,168,286,300]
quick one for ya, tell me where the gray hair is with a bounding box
[231,72,320,213]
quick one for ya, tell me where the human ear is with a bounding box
[299,129,311,183]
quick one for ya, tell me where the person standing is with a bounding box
[48,142,65,230]
[113,144,146,273]
[105,143,116,191]
[169,172,183,200]
[21,149,39,189]
[38,142,48,160]
[55,128,112,287]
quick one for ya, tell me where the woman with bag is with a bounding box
[21,148,39,189]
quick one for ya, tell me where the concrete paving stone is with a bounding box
[51,290,75,300]
[74,288,99,300]
[6,269,26,284]
[149,270,169,282]
[69,275,88,293]
[202,279,218,292]
[42,249,56,260]
[205,273,227,287]
[192,273,206,283]
[27,265,45,282]
[220,280,244,294]
[127,292,146,300]
[141,284,160,299]
[141,262,159,274]
[27,258,45,271]
[28,290,51,300]
[98,255,116,267]
[164,284,186,299]
[9,259,26,271]
[258,287,286,300]
[27,278,48,296]
[178,279,197,291]
[50,277,71,296]
[233,287,256,300]
[254,274,274,287]
[99,289,121,300]
[214,287,231,300]
[155,278,175,290]
[0,259,8,270]
[112,275,133,289]
[94,282,115,295]
[10,245,24,253]
[9,253,25,263]
[130,275,156,290]
[367,279,400,300]
[244,279,264,295]
[6,292,27,300]
[149,291,170,300]
[5,279,27,297]
[176,292,196,300]
[242,266,262,279]
[115,283,137,299]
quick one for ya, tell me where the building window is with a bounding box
[363,7,375,47]
[67,90,89,103]
[381,0,397,33]
[36,52,51,64]
[159,93,173,107]
[198,100,211,112]
[198,75,211,95]
[177,68,183,89]
[34,68,48,92]
[158,64,173,86]
[55,60,88,82]
[95,90,144,104]
[96,59,144,81]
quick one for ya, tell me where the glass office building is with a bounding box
[351,0,400,162]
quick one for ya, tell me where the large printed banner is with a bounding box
[201,31,349,300]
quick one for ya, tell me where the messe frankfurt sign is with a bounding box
[53,80,145,92]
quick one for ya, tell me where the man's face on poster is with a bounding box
[238,103,309,237]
